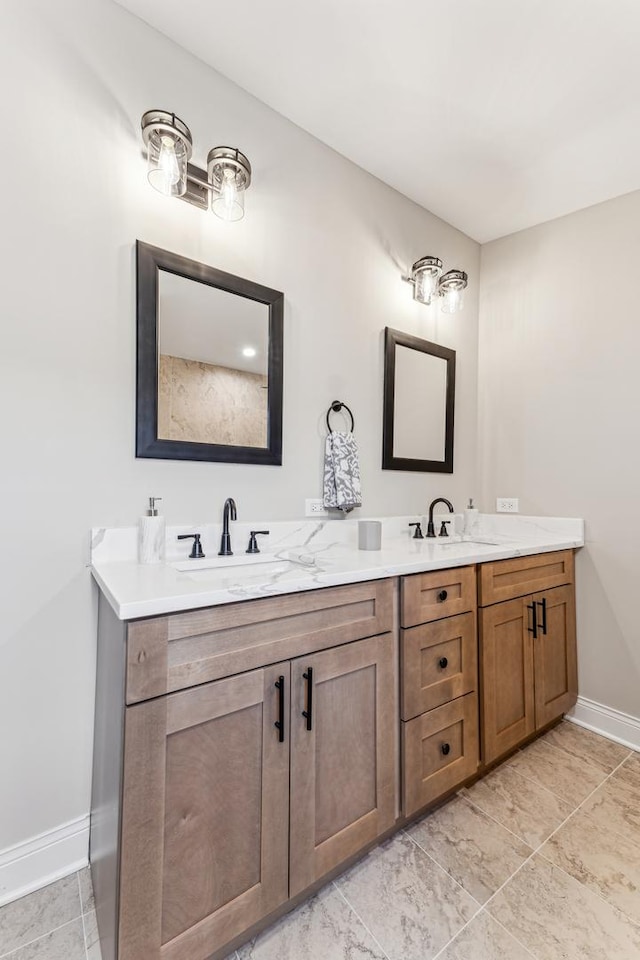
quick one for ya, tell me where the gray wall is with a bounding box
[0,0,479,855]
[479,190,640,718]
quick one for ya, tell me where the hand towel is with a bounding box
[323,431,362,513]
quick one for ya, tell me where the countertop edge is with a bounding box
[92,537,584,621]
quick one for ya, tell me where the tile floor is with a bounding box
[1,722,638,960]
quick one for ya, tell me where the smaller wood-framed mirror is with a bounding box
[136,242,284,464]
[382,327,455,473]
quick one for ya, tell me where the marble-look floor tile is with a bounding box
[83,910,103,960]
[540,721,631,774]
[541,809,640,923]
[236,884,387,960]
[581,774,640,839]
[407,796,531,905]
[437,910,534,960]
[462,763,572,848]
[335,833,477,960]
[507,737,605,806]
[3,918,86,960]
[612,751,640,791]
[0,875,81,956]
[78,866,95,915]
[488,854,640,960]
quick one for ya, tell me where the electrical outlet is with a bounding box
[496,498,519,513]
[305,498,328,517]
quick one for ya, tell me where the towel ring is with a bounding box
[326,400,355,433]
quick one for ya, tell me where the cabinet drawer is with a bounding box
[402,693,479,816]
[401,566,476,628]
[126,579,394,703]
[478,550,573,607]
[401,613,477,720]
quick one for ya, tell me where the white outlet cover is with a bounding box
[305,498,328,517]
[496,498,519,513]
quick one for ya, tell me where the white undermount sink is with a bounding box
[173,553,282,572]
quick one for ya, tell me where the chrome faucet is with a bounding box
[218,497,237,555]
[426,497,455,538]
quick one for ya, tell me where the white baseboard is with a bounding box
[0,815,89,908]
[567,696,640,753]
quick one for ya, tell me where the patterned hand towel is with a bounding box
[323,431,362,513]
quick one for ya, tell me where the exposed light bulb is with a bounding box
[156,135,180,193]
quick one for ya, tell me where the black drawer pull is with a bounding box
[302,667,313,731]
[437,589,448,603]
[527,601,538,639]
[274,676,285,743]
[439,657,449,669]
[441,742,451,756]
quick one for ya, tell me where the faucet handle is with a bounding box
[246,530,270,554]
[177,533,205,559]
[438,520,451,537]
[408,522,424,540]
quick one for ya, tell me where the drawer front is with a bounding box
[401,566,476,628]
[402,693,479,816]
[401,613,477,720]
[478,550,574,607]
[126,579,395,704]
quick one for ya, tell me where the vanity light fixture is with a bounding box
[141,110,252,220]
[403,256,468,314]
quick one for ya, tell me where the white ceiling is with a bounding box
[116,0,640,242]
[159,271,268,374]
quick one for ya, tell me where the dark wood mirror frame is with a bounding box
[136,241,284,464]
[382,326,456,473]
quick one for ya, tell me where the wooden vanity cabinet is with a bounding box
[479,552,577,765]
[92,580,396,960]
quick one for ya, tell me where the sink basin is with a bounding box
[173,553,283,572]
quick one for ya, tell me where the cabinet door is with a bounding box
[480,597,535,764]
[118,665,290,960]
[533,584,578,728]
[289,635,396,896]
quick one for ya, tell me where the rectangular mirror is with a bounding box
[382,327,455,473]
[136,242,283,464]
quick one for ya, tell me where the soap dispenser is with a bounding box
[139,496,165,564]
[463,498,479,537]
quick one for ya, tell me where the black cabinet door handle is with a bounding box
[302,667,313,731]
[438,589,448,603]
[274,675,285,743]
[527,601,538,639]
[538,597,548,635]
[439,657,449,669]
[441,742,451,756]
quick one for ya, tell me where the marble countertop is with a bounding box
[90,513,584,620]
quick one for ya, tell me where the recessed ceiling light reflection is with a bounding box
[242,346,257,358]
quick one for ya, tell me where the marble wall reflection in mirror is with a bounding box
[382,327,455,473]
[136,242,284,464]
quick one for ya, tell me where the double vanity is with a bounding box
[89,512,583,960]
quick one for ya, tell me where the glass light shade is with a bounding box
[208,147,252,222]
[441,287,464,314]
[146,132,189,196]
[439,270,468,314]
[141,111,192,198]
[211,166,246,221]
[411,256,442,305]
